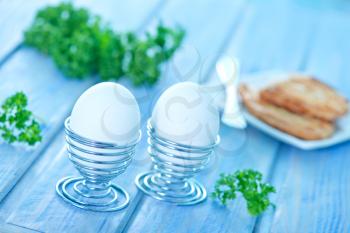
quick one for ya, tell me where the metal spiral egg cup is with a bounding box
[56,117,141,212]
[135,120,219,205]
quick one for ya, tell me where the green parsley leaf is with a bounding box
[211,169,276,216]
[98,29,125,81]
[24,3,185,85]
[123,24,185,86]
[0,92,42,146]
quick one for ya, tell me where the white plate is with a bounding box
[238,70,350,150]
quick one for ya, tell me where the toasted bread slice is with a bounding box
[260,75,348,122]
[239,84,334,140]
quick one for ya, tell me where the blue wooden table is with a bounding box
[0,0,349,232]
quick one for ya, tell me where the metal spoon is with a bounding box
[216,56,247,129]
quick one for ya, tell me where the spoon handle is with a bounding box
[222,85,247,129]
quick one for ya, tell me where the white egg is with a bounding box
[151,81,220,147]
[68,82,140,171]
[70,82,140,145]
[151,82,220,170]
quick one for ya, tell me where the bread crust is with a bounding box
[260,75,348,122]
[239,84,334,140]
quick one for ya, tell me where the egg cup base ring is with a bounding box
[56,176,129,212]
[135,172,207,205]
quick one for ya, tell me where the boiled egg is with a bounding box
[151,81,220,147]
[70,82,140,145]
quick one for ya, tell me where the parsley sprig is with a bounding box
[0,92,42,146]
[24,3,185,86]
[212,169,276,216]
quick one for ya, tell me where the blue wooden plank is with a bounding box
[0,0,162,231]
[0,0,62,65]
[0,49,94,201]
[126,127,279,233]
[2,131,116,233]
[225,1,318,73]
[124,2,319,233]
[255,9,350,233]
[0,0,249,232]
[0,223,40,233]
[0,0,163,66]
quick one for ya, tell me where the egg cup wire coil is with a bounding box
[56,117,141,212]
[135,120,220,205]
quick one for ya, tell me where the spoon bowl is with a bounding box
[215,56,247,129]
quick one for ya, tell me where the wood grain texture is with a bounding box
[0,0,246,232]
[224,1,318,73]
[1,131,120,233]
[126,126,279,233]
[0,0,61,65]
[0,0,162,227]
[0,0,350,233]
[0,0,162,65]
[255,10,350,233]
[125,2,319,233]
[0,49,94,202]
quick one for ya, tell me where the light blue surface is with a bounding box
[0,0,349,232]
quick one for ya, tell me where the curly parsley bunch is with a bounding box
[0,92,42,146]
[24,3,100,78]
[123,24,185,85]
[24,3,185,85]
[212,169,276,216]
